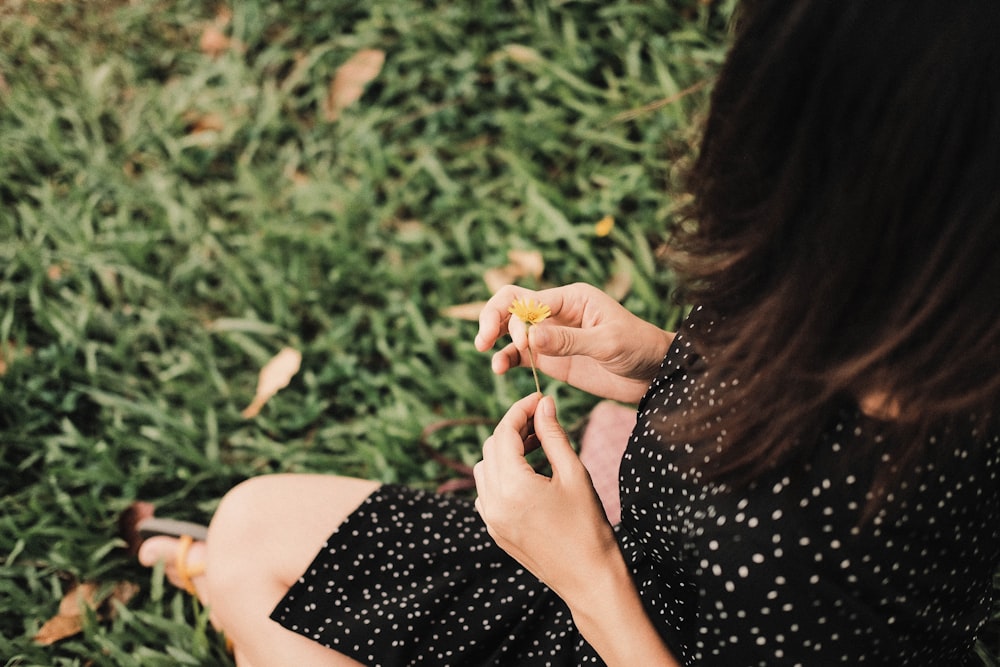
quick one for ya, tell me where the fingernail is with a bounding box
[529,327,543,348]
[539,395,555,417]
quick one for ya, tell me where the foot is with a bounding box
[138,535,210,602]
[579,400,635,525]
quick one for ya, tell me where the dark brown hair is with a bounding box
[668,1,1000,509]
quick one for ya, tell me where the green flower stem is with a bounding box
[527,344,541,394]
[526,324,541,394]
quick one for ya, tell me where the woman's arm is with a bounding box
[566,550,681,667]
[474,394,682,667]
[475,283,675,404]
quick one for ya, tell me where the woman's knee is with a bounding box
[205,474,378,589]
[209,476,284,546]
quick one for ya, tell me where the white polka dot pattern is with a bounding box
[272,306,999,666]
[271,486,603,665]
[618,306,1000,665]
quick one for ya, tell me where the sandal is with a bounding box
[170,533,207,595]
[119,502,209,594]
[119,502,235,653]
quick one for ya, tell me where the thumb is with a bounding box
[533,396,582,475]
[530,325,611,361]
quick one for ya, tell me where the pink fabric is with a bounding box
[579,401,635,525]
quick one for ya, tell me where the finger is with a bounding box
[474,305,509,352]
[475,285,534,351]
[490,343,523,375]
[508,317,528,350]
[487,402,538,451]
[473,460,486,496]
[495,392,542,432]
[473,456,502,514]
[480,434,495,461]
[137,536,178,567]
[493,393,543,459]
[532,396,582,476]
[529,323,614,362]
[479,283,599,351]
[522,418,538,450]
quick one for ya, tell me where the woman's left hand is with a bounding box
[473,393,620,603]
[475,394,682,667]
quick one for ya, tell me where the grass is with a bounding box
[0,0,996,665]
[0,1,727,662]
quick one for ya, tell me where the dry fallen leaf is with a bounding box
[46,262,68,281]
[440,301,489,322]
[34,581,139,645]
[200,26,230,57]
[594,215,615,237]
[442,250,546,321]
[0,341,31,376]
[283,164,310,186]
[184,111,225,135]
[241,347,303,418]
[200,8,233,58]
[323,49,386,122]
[603,253,634,302]
[483,249,545,293]
[498,44,542,65]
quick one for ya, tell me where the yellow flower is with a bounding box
[508,298,551,325]
[594,215,615,237]
[507,297,550,393]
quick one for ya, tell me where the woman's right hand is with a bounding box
[475,283,675,403]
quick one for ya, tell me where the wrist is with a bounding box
[565,547,681,667]
[632,326,676,382]
[565,548,634,630]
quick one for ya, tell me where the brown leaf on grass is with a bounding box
[241,347,302,419]
[483,249,544,293]
[440,301,488,322]
[594,215,615,237]
[183,111,225,135]
[46,262,68,281]
[200,26,230,57]
[603,254,634,302]
[442,250,545,321]
[34,581,139,645]
[323,49,385,122]
[0,341,32,376]
[496,44,542,65]
[283,163,310,186]
[200,8,233,58]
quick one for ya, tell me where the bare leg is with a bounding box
[139,474,380,667]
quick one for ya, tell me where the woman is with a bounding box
[138,1,1000,664]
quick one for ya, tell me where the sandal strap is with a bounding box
[175,534,206,595]
[139,517,209,542]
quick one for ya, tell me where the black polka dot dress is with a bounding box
[271,486,603,665]
[272,306,1000,665]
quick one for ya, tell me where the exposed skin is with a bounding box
[475,283,675,404]
[140,283,681,666]
[474,392,681,667]
[140,474,378,667]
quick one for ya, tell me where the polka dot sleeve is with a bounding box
[617,306,1000,666]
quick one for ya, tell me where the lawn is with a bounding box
[0,1,995,665]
